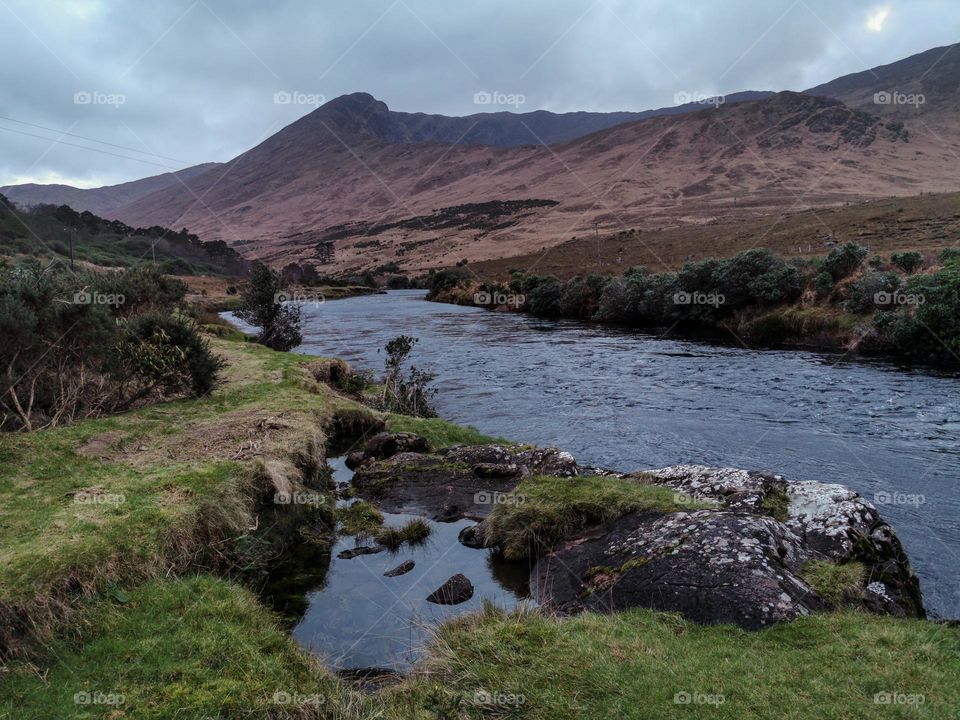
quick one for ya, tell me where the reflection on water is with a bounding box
[229,290,960,619]
[260,457,532,671]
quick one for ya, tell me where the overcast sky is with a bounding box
[1,0,957,188]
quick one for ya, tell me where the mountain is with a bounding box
[3,43,959,274]
[806,42,960,131]
[0,162,221,217]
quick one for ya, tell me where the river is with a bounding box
[231,288,960,623]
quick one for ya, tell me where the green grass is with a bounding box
[386,414,504,449]
[0,335,354,654]
[0,576,361,720]
[375,518,432,550]
[801,560,866,607]
[394,605,960,719]
[338,500,384,537]
[482,475,710,560]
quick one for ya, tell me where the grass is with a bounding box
[386,414,505,449]
[396,604,960,720]
[482,475,710,560]
[375,518,432,550]
[0,576,361,720]
[801,560,866,607]
[338,500,384,537]
[0,334,353,655]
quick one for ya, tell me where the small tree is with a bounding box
[236,262,302,351]
[380,335,436,417]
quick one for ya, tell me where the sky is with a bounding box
[1,0,957,188]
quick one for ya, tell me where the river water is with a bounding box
[231,289,960,622]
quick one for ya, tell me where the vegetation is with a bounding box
[386,414,504,449]
[375,518,432,550]
[801,560,866,607]
[482,475,708,560]
[378,335,436,417]
[0,262,223,431]
[338,500,384,537]
[430,243,960,366]
[0,195,246,275]
[235,262,303,351]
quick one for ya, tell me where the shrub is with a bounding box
[814,271,835,299]
[890,251,923,275]
[821,242,867,280]
[844,271,901,314]
[877,264,960,363]
[427,268,470,296]
[524,276,563,317]
[939,248,960,267]
[558,275,606,320]
[235,263,302,351]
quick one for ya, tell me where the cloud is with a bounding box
[0,0,955,188]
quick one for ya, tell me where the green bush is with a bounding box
[878,264,960,363]
[891,251,924,275]
[524,275,563,317]
[235,263,302,351]
[821,242,867,280]
[844,271,901,314]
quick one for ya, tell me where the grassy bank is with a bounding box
[2,335,958,718]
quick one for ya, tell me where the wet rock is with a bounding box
[351,444,578,521]
[345,451,367,470]
[458,524,486,549]
[384,560,415,577]
[426,574,474,605]
[363,432,429,460]
[337,545,386,560]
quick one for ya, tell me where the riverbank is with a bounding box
[2,333,958,718]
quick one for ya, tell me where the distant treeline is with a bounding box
[428,244,960,366]
[0,194,248,276]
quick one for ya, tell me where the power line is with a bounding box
[0,115,191,165]
[0,125,186,170]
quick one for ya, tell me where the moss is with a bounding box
[761,485,790,521]
[482,475,711,560]
[801,560,866,607]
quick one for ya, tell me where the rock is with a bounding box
[351,444,578,520]
[363,432,429,460]
[426,574,474,605]
[345,451,367,470]
[533,509,824,629]
[384,560,415,577]
[337,545,386,560]
[458,524,486,549]
[644,465,923,618]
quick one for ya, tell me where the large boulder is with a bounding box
[426,574,474,605]
[351,444,578,520]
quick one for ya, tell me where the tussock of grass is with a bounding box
[339,501,385,537]
[801,560,866,607]
[376,519,432,550]
[483,475,707,560]
[401,605,960,720]
[386,414,503,449]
